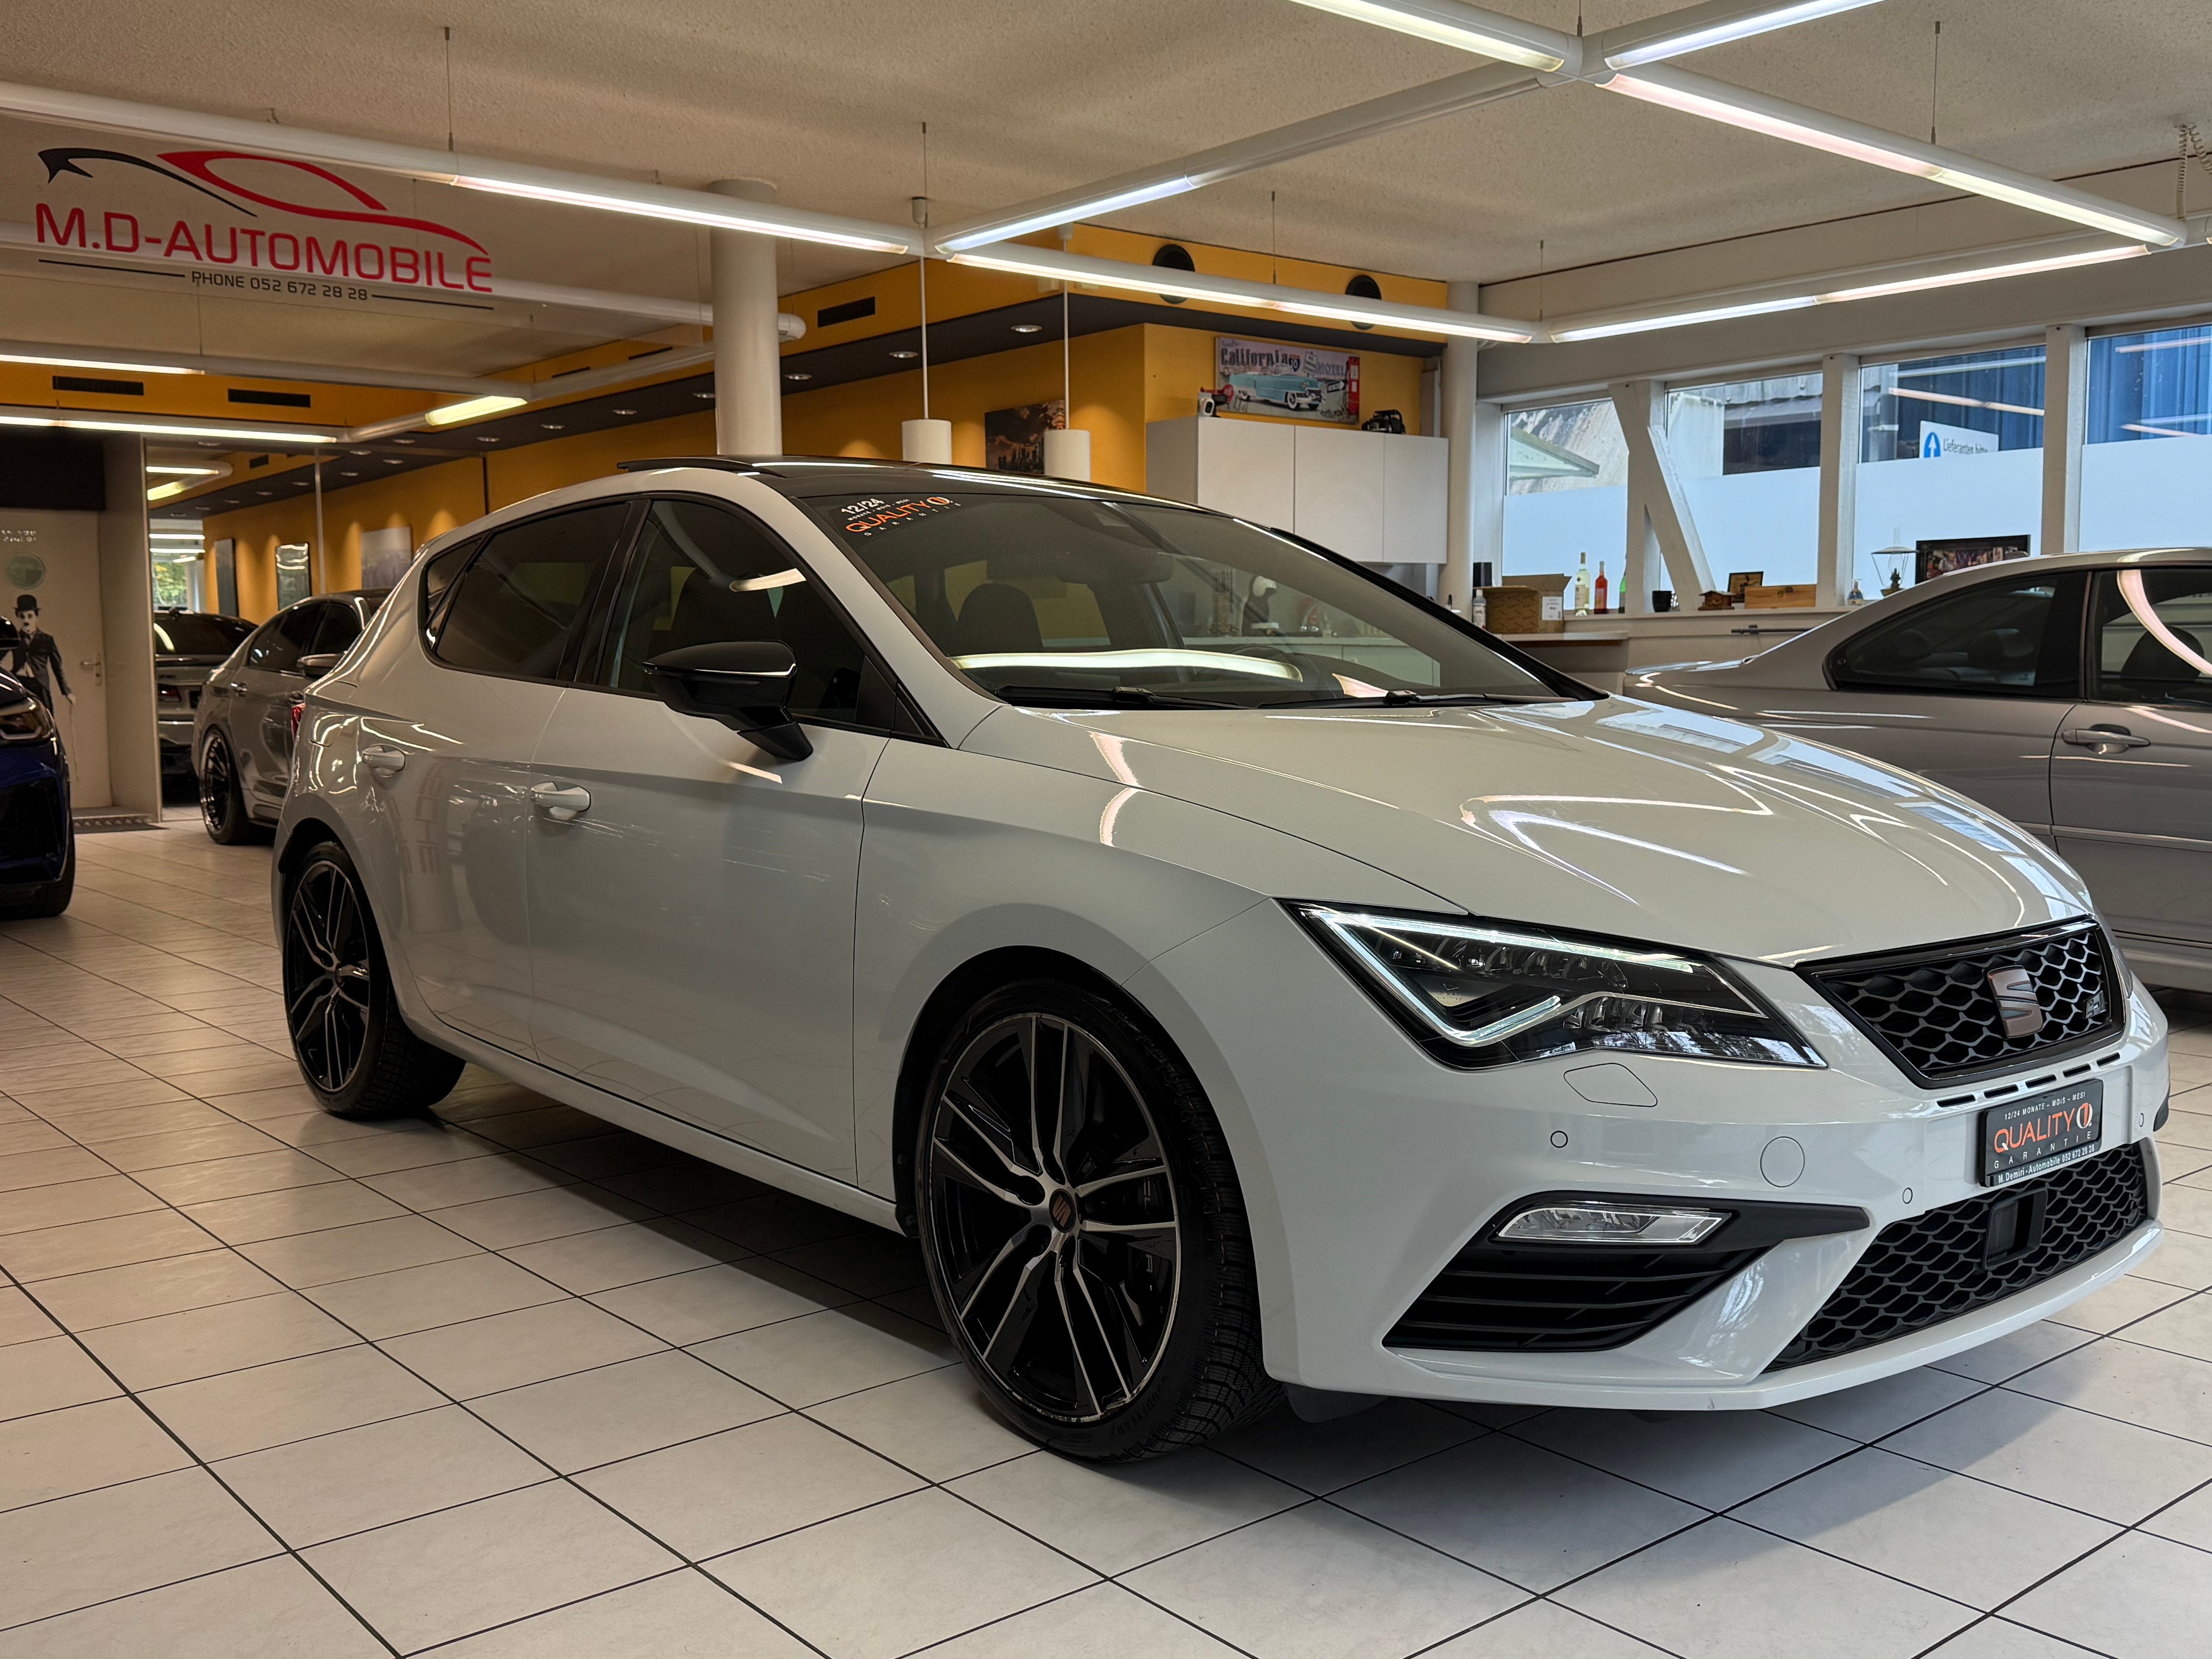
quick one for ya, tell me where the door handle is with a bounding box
[359,744,406,777]
[530,781,592,821]
[2061,726,2150,751]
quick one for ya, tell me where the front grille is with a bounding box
[1802,920,2119,1085]
[0,777,63,863]
[1767,1141,2150,1371]
[1385,1242,1769,1353]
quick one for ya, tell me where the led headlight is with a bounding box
[1291,905,1820,1069]
[0,695,56,745]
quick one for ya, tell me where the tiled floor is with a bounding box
[5,818,2212,1658]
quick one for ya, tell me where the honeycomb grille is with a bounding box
[1803,921,2119,1085]
[1767,1142,2150,1371]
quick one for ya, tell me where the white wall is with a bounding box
[2082,436,2212,551]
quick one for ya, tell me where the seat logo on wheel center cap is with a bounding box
[1049,1189,1077,1230]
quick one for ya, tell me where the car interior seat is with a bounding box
[2117,626,2205,692]
[953,583,1045,657]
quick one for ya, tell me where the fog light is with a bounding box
[1496,1201,1727,1246]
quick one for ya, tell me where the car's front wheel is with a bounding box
[198,734,260,844]
[914,978,1278,1460]
[283,839,463,1119]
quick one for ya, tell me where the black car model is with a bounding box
[0,665,73,919]
[153,609,255,777]
[194,589,388,843]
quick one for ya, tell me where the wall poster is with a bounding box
[1212,337,1360,424]
[1916,535,2030,585]
[983,400,1066,474]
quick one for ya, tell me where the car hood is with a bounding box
[964,697,2092,965]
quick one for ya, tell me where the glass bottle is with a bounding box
[1594,560,1609,614]
[1573,554,1591,617]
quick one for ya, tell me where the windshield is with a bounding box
[151,614,254,656]
[804,490,1566,707]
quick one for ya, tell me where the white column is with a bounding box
[2041,323,2089,556]
[1440,280,1502,616]
[1611,379,1714,609]
[1817,353,1861,608]
[709,179,783,455]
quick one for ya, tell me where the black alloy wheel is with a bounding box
[285,855,373,1094]
[916,980,1276,1460]
[280,840,463,1119]
[199,734,257,844]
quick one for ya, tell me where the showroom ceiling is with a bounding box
[0,0,2205,381]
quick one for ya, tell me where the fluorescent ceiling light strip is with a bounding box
[0,350,199,376]
[1278,0,1570,70]
[145,465,222,476]
[1818,243,2147,301]
[2122,424,2197,437]
[1551,295,1815,341]
[937,177,1199,252]
[0,412,334,443]
[2117,333,2212,354]
[1602,0,1885,68]
[1604,68,2187,247]
[423,393,529,427]
[950,244,1535,341]
[449,176,909,253]
[1888,386,2043,417]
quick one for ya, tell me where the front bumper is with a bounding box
[1132,901,2169,1410]
[0,747,71,887]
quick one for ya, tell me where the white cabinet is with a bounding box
[1146,417,1447,563]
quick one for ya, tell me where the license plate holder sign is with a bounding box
[1980,1081,2102,1187]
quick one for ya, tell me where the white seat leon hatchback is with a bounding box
[276,457,2170,1460]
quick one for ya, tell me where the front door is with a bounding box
[1758,569,2088,838]
[237,601,326,812]
[370,502,632,1059]
[2053,563,2212,951]
[526,495,892,1178]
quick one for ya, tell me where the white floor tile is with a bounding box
[923,1582,1243,1657]
[379,1296,666,1398]
[1212,1398,1487,1495]
[1423,1599,1673,1657]
[690,1303,955,1407]
[429,1569,815,1658]
[803,1365,1036,1482]
[2007,1336,2212,1443]
[468,1350,781,1473]
[0,1555,386,1659]
[0,1396,189,1512]
[1511,1407,1853,1510]
[2006,1532,2212,1659]
[1770,1364,1987,1442]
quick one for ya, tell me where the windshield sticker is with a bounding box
[833,495,958,537]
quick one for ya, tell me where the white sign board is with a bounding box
[1919,420,1997,459]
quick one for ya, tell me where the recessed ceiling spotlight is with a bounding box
[197,440,222,448]
[256,490,273,497]
[540,422,565,430]
[692,391,715,400]
[1012,324,1044,333]
[890,350,918,360]
[784,372,812,382]
[478,435,500,442]
[340,470,359,477]
[383,458,404,465]
[350,448,371,456]
[612,407,638,415]
[392,437,416,445]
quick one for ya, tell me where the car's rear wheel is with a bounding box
[283,839,463,1119]
[914,978,1278,1460]
[198,734,261,844]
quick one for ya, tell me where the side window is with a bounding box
[1831,574,2082,697]
[606,499,867,721]
[431,504,630,681]
[419,538,476,637]
[248,605,325,673]
[2088,567,2212,707]
[312,603,364,657]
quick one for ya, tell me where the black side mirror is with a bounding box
[643,641,814,761]
[299,653,342,678]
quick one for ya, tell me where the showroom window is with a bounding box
[601,498,867,720]
[1829,570,2083,697]
[1855,346,2046,592]
[1665,372,1823,587]
[2081,322,2212,551]
[1502,397,1626,579]
[430,502,631,680]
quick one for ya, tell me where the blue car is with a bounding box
[0,666,74,920]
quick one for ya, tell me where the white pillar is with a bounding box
[1817,353,1861,608]
[1440,280,1501,617]
[2042,323,2089,557]
[1611,378,1714,609]
[708,179,783,455]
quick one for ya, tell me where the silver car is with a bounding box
[1634,548,2212,991]
[194,589,388,842]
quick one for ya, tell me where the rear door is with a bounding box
[1760,570,2087,838]
[2053,563,2212,951]
[368,501,634,1059]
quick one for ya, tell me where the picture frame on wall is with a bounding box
[1915,536,2030,585]
[983,401,1065,475]
[1726,570,1764,603]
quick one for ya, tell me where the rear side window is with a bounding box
[247,604,326,673]
[1831,574,2083,697]
[431,505,630,681]
[312,603,364,657]
[2087,566,2212,707]
[419,538,477,637]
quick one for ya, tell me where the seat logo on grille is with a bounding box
[1987,966,2045,1037]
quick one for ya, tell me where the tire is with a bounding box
[198,733,263,845]
[0,832,72,921]
[913,977,1278,1461]
[282,839,463,1119]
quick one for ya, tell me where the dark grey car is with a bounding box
[153,610,254,778]
[1633,549,2212,992]
[194,589,388,842]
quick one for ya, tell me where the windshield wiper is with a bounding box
[991,684,1239,710]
